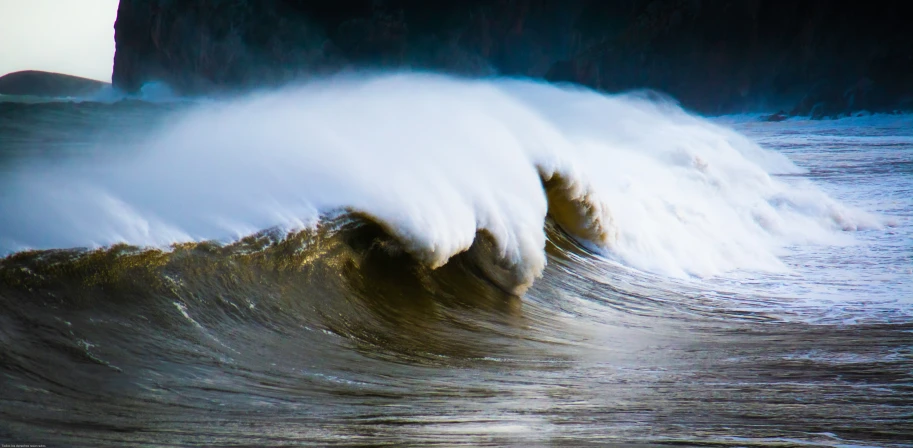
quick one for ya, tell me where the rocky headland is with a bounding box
[0,71,108,98]
[112,0,912,117]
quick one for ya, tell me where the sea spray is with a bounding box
[0,74,883,288]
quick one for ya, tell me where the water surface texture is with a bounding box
[1,76,910,446]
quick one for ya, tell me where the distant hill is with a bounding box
[0,70,108,97]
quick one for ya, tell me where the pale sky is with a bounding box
[0,0,120,82]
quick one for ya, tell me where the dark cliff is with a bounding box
[113,0,913,117]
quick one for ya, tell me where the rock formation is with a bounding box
[112,0,913,117]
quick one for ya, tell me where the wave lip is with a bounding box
[0,74,885,292]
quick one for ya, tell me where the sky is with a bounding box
[0,0,120,82]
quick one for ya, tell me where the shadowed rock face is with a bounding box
[0,71,108,97]
[113,0,912,117]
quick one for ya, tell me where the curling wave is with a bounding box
[0,74,883,293]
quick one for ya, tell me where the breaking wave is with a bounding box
[2,73,911,447]
[0,74,883,292]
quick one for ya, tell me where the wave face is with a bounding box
[1,75,911,447]
[0,74,882,290]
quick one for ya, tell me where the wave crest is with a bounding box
[0,73,884,292]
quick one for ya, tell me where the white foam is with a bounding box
[0,73,884,286]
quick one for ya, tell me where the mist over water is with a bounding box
[1,74,911,446]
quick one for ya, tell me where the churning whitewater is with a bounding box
[0,74,882,292]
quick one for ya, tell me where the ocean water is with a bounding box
[1,74,910,446]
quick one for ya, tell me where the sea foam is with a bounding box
[0,74,883,291]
